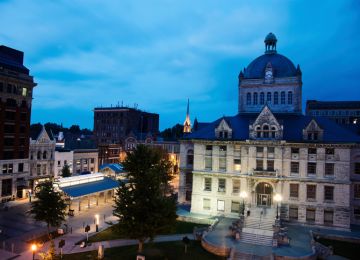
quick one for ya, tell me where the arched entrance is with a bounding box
[256,182,273,207]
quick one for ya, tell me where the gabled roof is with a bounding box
[184,113,360,143]
[30,125,54,141]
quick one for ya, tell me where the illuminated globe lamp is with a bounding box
[31,244,37,260]
[273,193,283,219]
[239,191,248,215]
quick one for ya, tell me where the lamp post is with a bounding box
[239,191,248,215]
[31,244,37,260]
[95,214,99,232]
[273,193,283,219]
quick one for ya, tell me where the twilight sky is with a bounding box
[1,0,359,130]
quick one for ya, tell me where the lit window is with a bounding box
[22,88,27,97]
[218,178,226,192]
[232,179,240,193]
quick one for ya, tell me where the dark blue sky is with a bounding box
[1,0,359,130]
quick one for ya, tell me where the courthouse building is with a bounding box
[178,33,360,229]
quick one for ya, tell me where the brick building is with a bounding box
[0,46,36,201]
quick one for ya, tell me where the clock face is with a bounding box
[265,70,273,79]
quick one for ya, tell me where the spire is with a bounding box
[183,99,191,133]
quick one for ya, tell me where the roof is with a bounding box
[99,163,125,173]
[60,177,119,198]
[0,45,29,74]
[306,100,360,110]
[30,125,54,141]
[185,113,360,143]
[243,53,297,79]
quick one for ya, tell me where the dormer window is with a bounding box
[303,119,323,141]
[215,118,232,139]
[249,106,283,140]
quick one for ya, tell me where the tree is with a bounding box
[113,145,177,252]
[29,181,67,236]
[61,164,71,178]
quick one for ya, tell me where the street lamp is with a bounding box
[95,214,99,232]
[239,191,248,215]
[273,193,283,219]
[31,244,37,260]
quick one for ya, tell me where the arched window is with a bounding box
[43,151,47,159]
[246,93,251,105]
[267,92,271,103]
[253,93,258,105]
[263,125,269,138]
[281,91,285,104]
[37,151,41,160]
[256,126,261,138]
[271,127,276,138]
[260,92,265,105]
[274,92,278,104]
[288,91,293,104]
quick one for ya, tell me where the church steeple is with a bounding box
[183,99,191,133]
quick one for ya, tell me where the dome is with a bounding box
[243,53,297,79]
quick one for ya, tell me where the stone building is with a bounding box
[29,125,56,190]
[0,45,37,201]
[54,149,73,178]
[178,33,360,229]
[73,149,98,174]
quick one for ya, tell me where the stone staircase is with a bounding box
[239,207,276,247]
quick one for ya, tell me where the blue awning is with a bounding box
[61,177,120,198]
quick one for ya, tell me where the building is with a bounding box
[73,149,98,174]
[0,45,37,201]
[306,100,360,126]
[94,106,159,145]
[178,33,360,229]
[29,125,56,190]
[54,149,73,178]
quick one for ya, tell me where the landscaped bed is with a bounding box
[63,240,225,260]
[88,220,209,243]
[316,237,359,260]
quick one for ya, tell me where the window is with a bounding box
[253,92,258,105]
[90,158,95,163]
[268,147,274,154]
[37,151,41,160]
[306,208,316,222]
[324,210,333,225]
[217,200,225,211]
[325,148,334,155]
[307,185,316,200]
[267,160,274,171]
[290,184,299,198]
[256,159,263,170]
[324,186,334,201]
[18,163,24,172]
[325,163,334,177]
[37,164,41,175]
[204,178,212,191]
[232,179,240,193]
[291,148,299,154]
[308,148,317,154]
[58,160,61,166]
[263,125,269,138]
[354,184,360,199]
[22,87,27,97]
[354,163,360,175]
[281,91,285,104]
[260,92,265,105]
[219,146,227,171]
[2,164,13,174]
[291,162,299,174]
[289,206,298,220]
[267,92,271,103]
[234,159,241,171]
[43,151,47,159]
[246,93,251,105]
[256,147,264,153]
[231,201,240,213]
[274,92,278,104]
[218,178,226,192]
[205,146,212,170]
[354,207,360,220]
[187,149,194,166]
[1,179,12,196]
[203,198,211,210]
[307,162,316,175]
[288,91,293,104]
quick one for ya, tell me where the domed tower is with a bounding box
[238,33,302,114]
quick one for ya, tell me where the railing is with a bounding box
[252,169,277,177]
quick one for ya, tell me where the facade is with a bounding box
[306,100,360,126]
[73,149,98,174]
[29,126,56,190]
[54,149,73,178]
[179,33,360,229]
[94,106,159,145]
[0,45,37,201]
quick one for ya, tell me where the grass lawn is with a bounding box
[317,238,359,260]
[63,240,225,260]
[88,221,208,243]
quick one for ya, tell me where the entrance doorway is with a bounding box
[256,182,272,207]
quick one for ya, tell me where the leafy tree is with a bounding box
[113,145,177,252]
[38,239,56,260]
[69,125,81,134]
[61,164,71,178]
[29,181,67,236]
[160,123,183,141]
